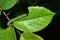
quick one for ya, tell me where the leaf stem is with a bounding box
[3,11,10,21]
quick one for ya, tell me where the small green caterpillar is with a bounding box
[7,14,27,26]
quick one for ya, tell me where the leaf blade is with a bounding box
[0,27,16,40]
[20,32,44,40]
[0,0,18,10]
[14,6,55,32]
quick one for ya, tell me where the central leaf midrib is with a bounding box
[20,13,53,22]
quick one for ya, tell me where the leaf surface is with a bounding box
[0,0,18,10]
[14,6,55,32]
[0,27,16,40]
[20,32,43,40]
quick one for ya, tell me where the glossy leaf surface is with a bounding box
[20,32,43,40]
[0,27,16,40]
[14,6,55,32]
[0,0,17,10]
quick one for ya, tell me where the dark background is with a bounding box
[0,0,60,40]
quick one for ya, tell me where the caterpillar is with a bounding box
[7,14,27,26]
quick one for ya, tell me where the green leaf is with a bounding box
[20,32,43,40]
[14,6,55,32]
[0,27,17,40]
[0,0,18,10]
